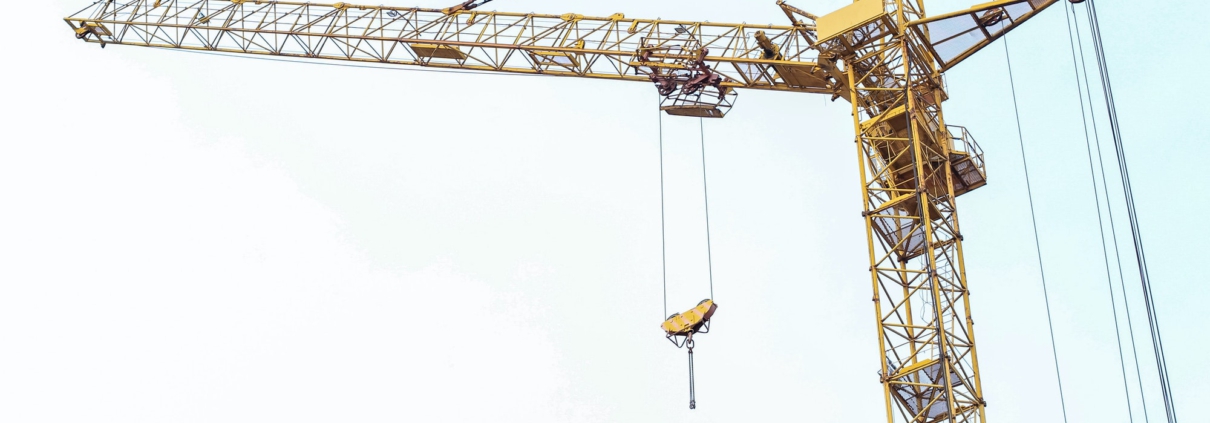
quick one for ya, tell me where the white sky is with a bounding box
[1,1,1206,422]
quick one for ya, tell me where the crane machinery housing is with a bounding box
[64,0,1068,422]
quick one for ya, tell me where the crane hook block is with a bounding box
[662,299,717,336]
[664,299,714,410]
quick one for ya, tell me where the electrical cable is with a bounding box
[1062,3,1135,421]
[1003,36,1070,423]
[1083,2,1178,421]
[699,118,715,301]
[1069,4,1151,418]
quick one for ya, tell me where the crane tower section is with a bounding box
[65,1,1062,422]
[820,1,1055,422]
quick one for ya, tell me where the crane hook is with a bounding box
[662,299,716,410]
[687,339,696,410]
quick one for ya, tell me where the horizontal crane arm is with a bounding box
[66,0,840,95]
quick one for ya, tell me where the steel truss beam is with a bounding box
[834,2,987,423]
[65,0,841,94]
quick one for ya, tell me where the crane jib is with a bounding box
[65,1,846,103]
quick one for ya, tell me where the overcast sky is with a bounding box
[1,1,1206,422]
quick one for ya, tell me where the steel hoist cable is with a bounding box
[1062,3,1138,422]
[655,108,719,410]
[656,106,718,316]
[1068,3,1151,419]
[689,117,714,410]
[700,117,715,301]
[658,94,669,321]
[1003,36,1070,423]
[1083,2,1179,421]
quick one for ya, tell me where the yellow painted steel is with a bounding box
[815,0,886,41]
[661,300,718,336]
[62,1,1060,421]
[908,0,1058,70]
[62,0,839,95]
[817,0,1047,420]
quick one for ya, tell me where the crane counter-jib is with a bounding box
[65,0,840,95]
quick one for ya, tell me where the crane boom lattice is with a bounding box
[66,0,839,95]
[63,1,1066,422]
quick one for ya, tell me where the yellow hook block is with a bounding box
[661,299,717,336]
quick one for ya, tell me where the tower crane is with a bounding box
[64,0,1066,421]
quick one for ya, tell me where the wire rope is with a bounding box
[699,118,715,301]
[1062,3,1137,422]
[659,96,669,320]
[1083,2,1178,420]
[1068,4,1151,418]
[1003,36,1069,423]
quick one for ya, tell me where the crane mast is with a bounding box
[65,0,1061,422]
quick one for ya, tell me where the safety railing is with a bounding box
[946,125,988,196]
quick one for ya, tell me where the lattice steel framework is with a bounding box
[829,1,986,421]
[64,0,845,95]
[63,1,1062,422]
[815,1,1052,422]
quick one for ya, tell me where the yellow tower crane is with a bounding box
[65,0,1065,421]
